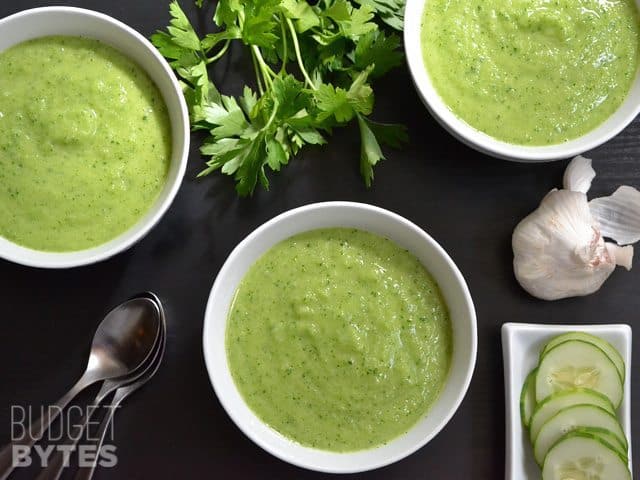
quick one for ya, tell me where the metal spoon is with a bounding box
[74,293,167,480]
[36,293,166,480]
[0,297,161,480]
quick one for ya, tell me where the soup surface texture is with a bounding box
[0,36,171,251]
[422,0,640,145]
[226,228,452,451]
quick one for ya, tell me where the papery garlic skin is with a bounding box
[590,186,640,245]
[513,190,620,301]
[563,155,595,194]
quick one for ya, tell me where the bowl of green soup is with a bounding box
[203,202,477,473]
[0,7,189,268]
[405,0,640,161]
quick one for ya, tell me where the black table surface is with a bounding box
[1,1,639,479]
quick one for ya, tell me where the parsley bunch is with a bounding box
[152,0,407,196]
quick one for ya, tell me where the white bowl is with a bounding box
[502,323,633,479]
[203,202,477,473]
[0,7,189,268]
[404,0,640,162]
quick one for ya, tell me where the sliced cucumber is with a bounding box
[520,369,537,428]
[570,427,629,462]
[534,404,627,465]
[535,340,623,408]
[542,431,630,480]
[541,331,625,382]
[529,388,615,444]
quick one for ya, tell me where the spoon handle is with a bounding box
[34,382,115,480]
[73,389,126,480]
[0,377,90,480]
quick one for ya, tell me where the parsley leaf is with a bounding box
[352,30,403,78]
[357,114,385,187]
[354,0,405,30]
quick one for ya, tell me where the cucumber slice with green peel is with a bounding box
[535,340,623,408]
[520,369,537,428]
[569,427,629,462]
[530,388,615,444]
[541,331,625,382]
[542,431,630,480]
[534,404,627,465]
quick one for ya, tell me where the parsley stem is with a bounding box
[239,11,274,90]
[285,18,316,91]
[206,39,230,64]
[264,101,279,131]
[279,15,288,74]
[252,46,276,79]
[251,49,265,96]
[251,45,275,90]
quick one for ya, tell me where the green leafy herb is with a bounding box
[152,0,407,196]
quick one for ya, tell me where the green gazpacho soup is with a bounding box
[226,228,452,452]
[0,36,171,251]
[422,0,640,145]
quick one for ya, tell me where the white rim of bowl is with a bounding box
[202,201,478,473]
[403,0,640,162]
[0,7,189,268]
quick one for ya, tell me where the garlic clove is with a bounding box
[563,155,596,194]
[605,243,634,271]
[513,190,617,301]
[590,186,640,245]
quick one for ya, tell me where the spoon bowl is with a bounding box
[87,297,161,381]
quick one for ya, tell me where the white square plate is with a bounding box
[501,323,633,479]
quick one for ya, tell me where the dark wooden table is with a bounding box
[1,1,638,479]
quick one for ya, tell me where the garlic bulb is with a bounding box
[513,156,640,301]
